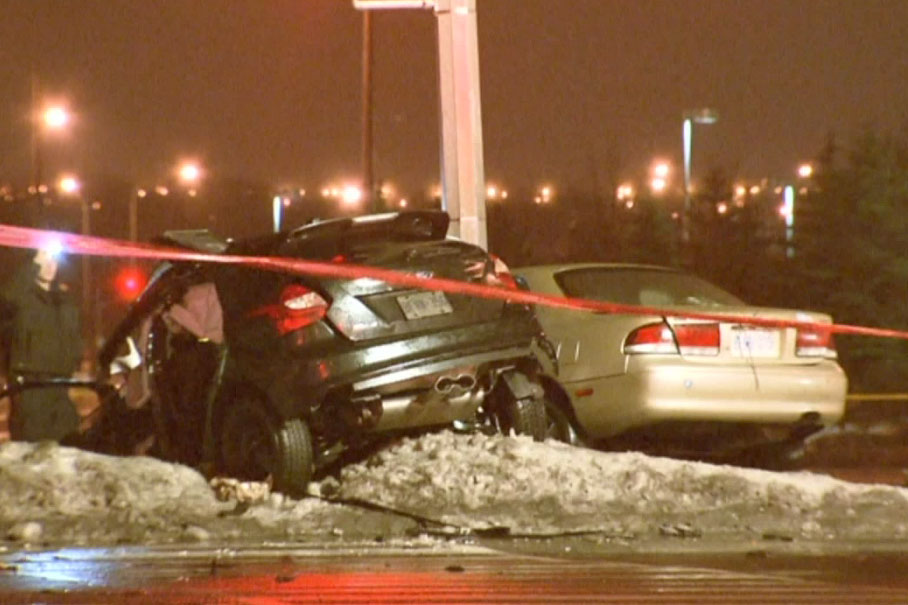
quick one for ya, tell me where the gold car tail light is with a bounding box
[624,322,720,356]
[624,322,678,354]
[796,327,837,359]
[673,323,720,356]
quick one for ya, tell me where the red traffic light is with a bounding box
[114,267,147,301]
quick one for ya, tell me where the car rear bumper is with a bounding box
[570,359,848,438]
[243,314,540,418]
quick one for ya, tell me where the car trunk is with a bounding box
[323,239,508,342]
[274,212,511,343]
[663,306,836,365]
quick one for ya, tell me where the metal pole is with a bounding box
[784,185,795,259]
[129,189,138,242]
[30,73,43,202]
[682,117,692,246]
[361,11,375,212]
[80,198,93,365]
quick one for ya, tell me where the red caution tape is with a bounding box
[3,223,908,341]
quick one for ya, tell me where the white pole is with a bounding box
[784,185,795,258]
[682,117,692,245]
[353,0,487,248]
[436,0,486,248]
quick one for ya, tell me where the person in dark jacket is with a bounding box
[0,245,82,442]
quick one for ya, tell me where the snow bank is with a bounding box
[3,432,908,547]
[333,432,908,540]
[0,441,229,545]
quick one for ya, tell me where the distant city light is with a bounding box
[616,183,634,201]
[178,162,202,184]
[652,162,671,179]
[749,185,761,195]
[536,185,554,204]
[341,185,363,205]
[650,177,667,194]
[734,185,747,198]
[798,163,814,178]
[485,183,509,201]
[399,198,409,208]
[716,202,729,214]
[58,175,80,195]
[42,106,70,130]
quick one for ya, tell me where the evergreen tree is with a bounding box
[793,129,908,390]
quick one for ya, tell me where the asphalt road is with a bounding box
[0,459,906,604]
[3,542,908,604]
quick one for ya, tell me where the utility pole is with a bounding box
[361,11,376,212]
[352,0,488,248]
[30,74,43,201]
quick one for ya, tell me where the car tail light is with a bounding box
[624,322,720,356]
[673,323,720,356]
[624,322,678,354]
[796,327,837,358]
[485,254,519,290]
[249,284,329,335]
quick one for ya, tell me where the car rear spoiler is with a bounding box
[153,229,229,254]
[288,210,450,243]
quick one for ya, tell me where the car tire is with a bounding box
[544,399,583,446]
[220,398,314,497]
[500,395,547,441]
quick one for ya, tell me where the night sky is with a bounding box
[1,0,906,198]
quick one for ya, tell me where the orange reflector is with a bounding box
[574,387,594,397]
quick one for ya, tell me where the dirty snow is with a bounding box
[1,431,908,548]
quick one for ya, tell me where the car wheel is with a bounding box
[499,395,547,441]
[219,397,314,497]
[544,399,582,446]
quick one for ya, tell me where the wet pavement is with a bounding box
[3,540,908,603]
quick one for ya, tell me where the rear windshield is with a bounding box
[554,267,744,307]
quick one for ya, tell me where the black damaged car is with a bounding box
[92,210,550,495]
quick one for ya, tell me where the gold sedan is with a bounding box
[516,263,847,461]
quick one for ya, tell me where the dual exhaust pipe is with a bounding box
[434,373,477,394]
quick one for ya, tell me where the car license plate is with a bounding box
[397,290,453,320]
[730,328,780,358]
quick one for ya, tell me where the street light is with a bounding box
[178,161,202,185]
[43,106,70,130]
[681,108,718,245]
[31,101,71,197]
